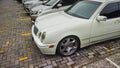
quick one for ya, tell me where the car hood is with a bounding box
[24,0,39,4]
[30,3,43,9]
[35,11,88,32]
[31,5,51,12]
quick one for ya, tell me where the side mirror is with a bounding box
[43,0,47,3]
[96,16,107,22]
[57,4,62,7]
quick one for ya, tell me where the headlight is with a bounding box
[38,10,42,14]
[38,32,41,39]
[41,32,46,42]
[38,32,46,42]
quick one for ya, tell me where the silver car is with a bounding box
[30,0,78,23]
[23,0,47,12]
[22,0,36,4]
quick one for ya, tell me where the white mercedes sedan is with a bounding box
[32,0,120,56]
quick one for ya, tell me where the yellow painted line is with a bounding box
[27,48,31,51]
[16,17,31,21]
[11,26,17,29]
[19,57,28,61]
[0,31,3,33]
[6,41,10,46]
[21,33,31,36]
[28,52,33,54]
[106,49,112,53]
[0,50,5,54]
[12,38,15,41]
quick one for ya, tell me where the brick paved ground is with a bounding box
[0,0,120,68]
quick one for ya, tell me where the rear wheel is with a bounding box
[57,36,80,56]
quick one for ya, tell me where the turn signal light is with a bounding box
[49,45,54,48]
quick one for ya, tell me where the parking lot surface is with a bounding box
[0,0,120,68]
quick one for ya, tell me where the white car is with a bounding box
[23,0,38,4]
[30,0,78,22]
[32,0,120,56]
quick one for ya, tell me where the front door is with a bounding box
[90,2,120,42]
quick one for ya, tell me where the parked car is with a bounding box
[23,0,47,12]
[25,0,48,12]
[32,0,120,56]
[30,0,78,23]
[22,0,37,4]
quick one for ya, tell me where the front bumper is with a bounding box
[32,25,56,55]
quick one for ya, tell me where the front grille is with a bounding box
[34,26,38,35]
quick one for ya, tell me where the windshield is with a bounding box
[45,0,58,6]
[65,1,102,19]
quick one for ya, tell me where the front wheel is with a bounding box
[57,36,80,56]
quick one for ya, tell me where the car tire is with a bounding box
[57,36,80,56]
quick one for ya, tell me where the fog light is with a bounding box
[49,45,54,48]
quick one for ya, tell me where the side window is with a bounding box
[100,2,119,19]
[53,1,62,8]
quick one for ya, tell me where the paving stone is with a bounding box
[67,57,72,62]
[24,63,29,68]
[67,61,75,66]
[76,53,80,56]
[42,63,47,67]
[44,65,53,68]
[52,61,57,67]
[74,65,80,68]
[88,52,95,55]
[46,60,51,65]
[15,60,19,65]
[41,58,46,63]
[83,59,117,68]
[99,51,106,55]
[29,64,34,68]
[61,60,67,64]
[59,64,67,68]
[56,59,62,62]
[88,55,94,59]
[111,48,116,51]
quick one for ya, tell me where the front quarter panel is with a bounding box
[43,21,91,48]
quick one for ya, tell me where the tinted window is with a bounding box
[65,1,101,19]
[46,0,58,6]
[100,2,119,19]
